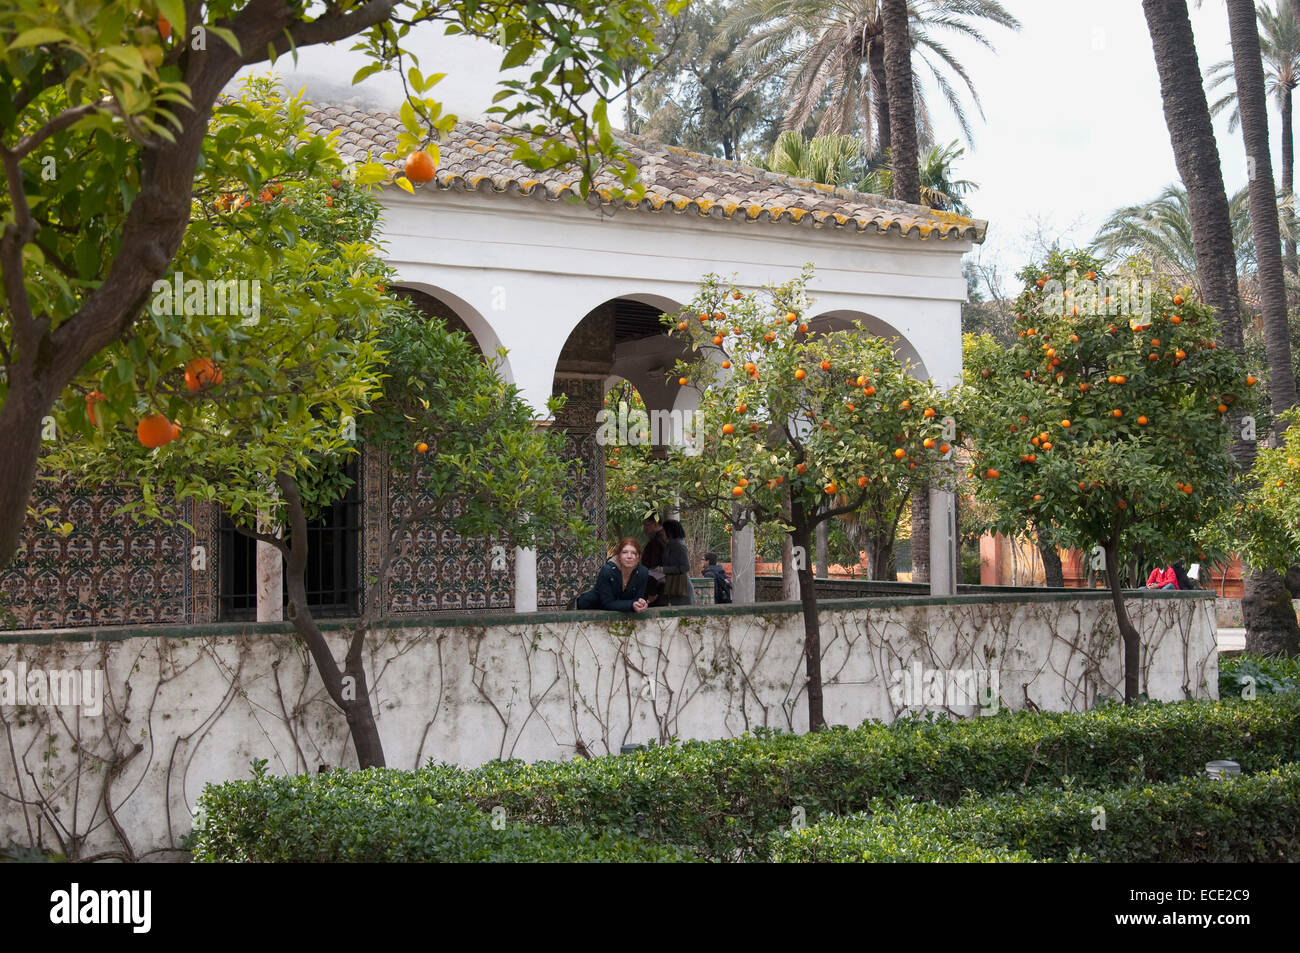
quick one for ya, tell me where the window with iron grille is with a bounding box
[218,460,361,620]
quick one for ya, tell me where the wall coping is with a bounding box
[0,587,1213,646]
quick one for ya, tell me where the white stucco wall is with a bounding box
[0,593,1214,859]
[379,188,972,415]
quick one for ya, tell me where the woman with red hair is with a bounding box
[574,538,651,613]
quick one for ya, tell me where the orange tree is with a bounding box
[961,250,1256,702]
[46,84,583,768]
[661,268,949,730]
[0,0,676,576]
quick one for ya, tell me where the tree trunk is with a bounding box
[1103,534,1142,704]
[882,0,919,205]
[1242,566,1300,656]
[790,500,825,732]
[1283,87,1296,273]
[910,485,930,583]
[277,473,386,768]
[1143,0,1245,355]
[867,534,898,581]
[1230,0,1299,415]
[1038,532,1064,588]
[868,39,891,157]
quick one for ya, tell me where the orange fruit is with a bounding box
[722,424,735,435]
[794,368,806,380]
[679,377,688,386]
[714,312,725,321]
[1217,403,1228,414]
[1036,278,1046,288]
[894,448,906,459]
[796,463,807,474]
[798,324,809,333]
[721,360,731,369]
[1041,442,1052,451]
[1173,294,1184,305]
[764,331,776,342]
[1112,408,1122,418]
[1170,315,1182,324]
[1034,494,1043,502]
[416,442,429,453]
[820,360,831,371]
[824,483,837,494]
[939,443,951,454]
[736,403,747,414]
[677,320,689,331]
[845,402,856,411]
[732,290,743,300]
[786,312,798,323]
[1086,271,1096,281]
[858,476,869,487]
[744,362,757,374]
[899,400,911,411]
[712,335,724,345]
[137,414,176,449]
[1116,375,1126,384]
[1247,375,1258,386]
[1277,479,1285,488]
[184,357,222,392]
[738,478,749,487]
[1137,416,1148,426]
[986,468,999,479]
[157,15,171,39]
[1183,484,1194,494]
[1079,383,1090,392]
[863,386,876,396]
[923,407,935,418]
[1060,419,1070,429]
[85,391,105,426]
[1175,349,1186,360]
[923,438,935,449]
[732,486,744,497]
[404,150,437,183]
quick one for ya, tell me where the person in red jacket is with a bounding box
[1145,566,1178,589]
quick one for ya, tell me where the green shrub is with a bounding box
[194,763,693,863]
[773,763,1300,863]
[1220,653,1300,698]
[197,695,1300,862]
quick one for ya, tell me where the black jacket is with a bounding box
[580,560,650,612]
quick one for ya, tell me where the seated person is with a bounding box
[1145,565,1177,590]
[574,538,651,613]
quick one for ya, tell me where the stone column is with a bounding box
[514,544,538,613]
[816,522,829,579]
[929,486,958,597]
[256,538,283,622]
[731,517,755,604]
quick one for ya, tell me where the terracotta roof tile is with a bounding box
[304,104,987,243]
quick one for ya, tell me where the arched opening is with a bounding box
[805,310,931,379]
[538,295,694,606]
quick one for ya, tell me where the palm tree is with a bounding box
[1143,0,1247,355]
[1228,0,1300,658]
[724,0,1020,155]
[1206,1,1300,272]
[1090,184,1257,288]
[764,130,869,186]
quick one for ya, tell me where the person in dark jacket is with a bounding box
[701,553,732,604]
[575,538,651,613]
[641,513,668,603]
[659,518,695,606]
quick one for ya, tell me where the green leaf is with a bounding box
[8,28,74,50]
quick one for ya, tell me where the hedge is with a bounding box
[771,763,1300,863]
[1220,653,1300,698]
[195,695,1300,862]
[194,763,694,863]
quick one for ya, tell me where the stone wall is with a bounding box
[0,590,1215,860]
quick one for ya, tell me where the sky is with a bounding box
[236,1,1257,296]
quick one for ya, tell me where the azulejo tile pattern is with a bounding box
[0,476,192,630]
